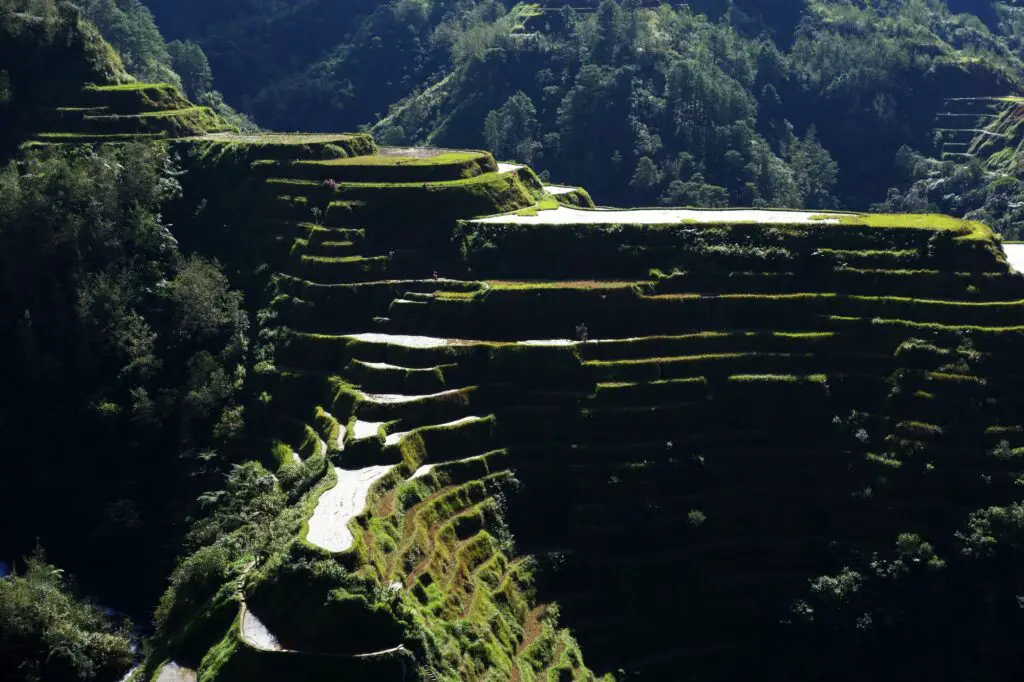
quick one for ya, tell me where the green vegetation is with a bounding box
[70,0,254,130]
[0,141,249,624]
[0,0,126,155]
[6,4,1024,682]
[25,79,236,143]
[129,0,1024,216]
[837,213,997,240]
[0,550,134,682]
[876,144,1024,239]
[191,133,376,163]
[270,151,498,183]
[46,0,1024,234]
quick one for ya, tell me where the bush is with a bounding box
[0,550,134,682]
[155,543,234,637]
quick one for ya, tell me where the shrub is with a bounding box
[155,543,234,637]
[0,550,134,682]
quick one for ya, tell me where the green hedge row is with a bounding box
[410,449,511,489]
[271,195,364,229]
[303,225,367,247]
[395,416,498,467]
[577,332,839,362]
[350,388,477,429]
[292,335,587,389]
[46,106,229,138]
[182,134,377,167]
[584,352,892,383]
[295,253,391,284]
[591,377,709,406]
[550,186,596,208]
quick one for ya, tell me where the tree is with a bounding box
[76,0,180,86]
[0,143,249,615]
[169,256,244,343]
[661,173,729,207]
[483,91,540,163]
[789,126,839,209]
[168,39,213,100]
[629,155,662,195]
[0,549,134,682]
[595,0,625,62]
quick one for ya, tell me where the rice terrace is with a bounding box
[4,2,1024,682]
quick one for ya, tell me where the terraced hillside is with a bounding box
[140,137,601,682]
[38,122,1022,680]
[143,129,1024,681]
[28,82,234,144]
[935,96,1024,169]
[450,208,1024,677]
[9,1,1024,677]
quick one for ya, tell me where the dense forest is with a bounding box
[125,0,1024,221]
[3,1,1024,681]
[0,4,258,677]
[12,0,1024,222]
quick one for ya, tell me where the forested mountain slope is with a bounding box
[57,0,256,130]
[1,0,250,656]
[136,0,1024,212]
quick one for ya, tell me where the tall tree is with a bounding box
[789,126,839,209]
[484,90,540,163]
[167,39,212,100]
